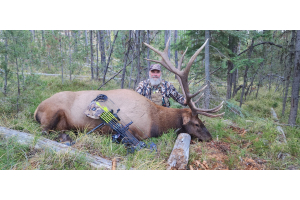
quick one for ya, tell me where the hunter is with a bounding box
[136,64,187,107]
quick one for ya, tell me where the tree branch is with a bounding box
[209,45,228,59]
[98,68,123,90]
[98,31,160,89]
[238,42,283,56]
[192,66,222,85]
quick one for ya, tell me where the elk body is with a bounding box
[35,89,211,141]
[34,38,224,142]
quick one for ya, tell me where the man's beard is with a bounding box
[149,76,162,86]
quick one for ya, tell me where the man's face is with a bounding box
[149,70,162,86]
[149,70,161,79]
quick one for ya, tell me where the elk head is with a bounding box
[143,38,224,141]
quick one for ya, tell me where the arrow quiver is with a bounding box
[84,94,154,154]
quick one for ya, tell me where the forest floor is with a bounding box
[0,74,299,170]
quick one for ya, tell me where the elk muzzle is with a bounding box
[182,120,212,142]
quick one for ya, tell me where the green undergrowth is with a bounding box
[0,76,299,170]
[45,128,177,170]
[0,136,92,170]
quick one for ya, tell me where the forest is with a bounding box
[0,30,299,170]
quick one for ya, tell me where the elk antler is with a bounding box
[143,38,224,118]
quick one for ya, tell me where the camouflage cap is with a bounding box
[149,64,161,71]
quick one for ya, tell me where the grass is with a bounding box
[0,74,299,170]
[0,136,92,170]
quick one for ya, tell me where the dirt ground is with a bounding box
[189,124,267,170]
[190,141,266,170]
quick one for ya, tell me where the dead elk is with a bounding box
[34,39,224,143]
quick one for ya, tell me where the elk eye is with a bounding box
[195,124,200,127]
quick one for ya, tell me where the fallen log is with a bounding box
[270,108,286,143]
[276,126,287,143]
[167,133,191,170]
[0,126,126,170]
[270,107,279,122]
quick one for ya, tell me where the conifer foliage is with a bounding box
[0,30,299,125]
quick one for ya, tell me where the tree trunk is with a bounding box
[99,30,106,74]
[134,30,141,89]
[42,30,45,48]
[255,78,262,98]
[72,31,78,80]
[168,30,171,59]
[60,38,64,84]
[96,31,99,80]
[85,30,89,68]
[233,41,241,98]
[269,46,274,91]
[30,30,35,42]
[16,57,20,113]
[240,38,254,107]
[139,31,144,80]
[174,30,179,80]
[21,58,25,90]
[128,52,135,89]
[121,31,132,89]
[68,31,72,81]
[226,60,233,100]
[146,30,150,72]
[174,30,178,68]
[90,30,94,80]
[282,30,296,116]
[107,30,111,49]
[231,70,237,97]
[13,35,21,113]
[227,34,238,99]
[47,41,51,70]
[102,31,119,84]
[288,30,300,125]
[254,42,267,99]
[245,61,263,98]
[204,30,210,109]
[3,32,8,96]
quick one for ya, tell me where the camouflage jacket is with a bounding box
[135,79,186,107]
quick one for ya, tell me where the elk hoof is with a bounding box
[42,131,48,135]
[61,141,72,146]
[57,133,72,143]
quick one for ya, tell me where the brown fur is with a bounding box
[34,89,212,141]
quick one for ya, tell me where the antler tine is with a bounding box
[175,74,186,98]
[197,111,225,118]
[208,103,223,113]
[190,89,203,99]
[195,101,224,113]
[183,39,209,76]
[164,37,171,54]
[143,41,182,77]
[176,47,188,98]
[178,47,188,70]
[143,42,162,56]
[190,85,207,99]
[144,57,173,72]
[194,93,204,104]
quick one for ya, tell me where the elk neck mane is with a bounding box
[148,105,191,137]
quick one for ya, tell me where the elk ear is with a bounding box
[182,114,190,126]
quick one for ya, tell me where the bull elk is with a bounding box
[34,38,224,142]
